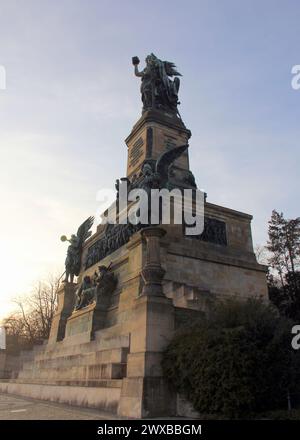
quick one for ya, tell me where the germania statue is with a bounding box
[61,216,94,283]
[132,53,181,116]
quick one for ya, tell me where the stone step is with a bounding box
[88,362,127,380]
[20,347,129,376]
[94,333,130,350]
[15,333,130,387]
[0,381,122,414]
[164,281,211,308]
[35,334,130,362]
[37,340,98,360]
[32,347,129,370]
[184,288,210,301]
[18,362,127,381]
[21,361,34,371]
[18,347,43,364]
[90,347,129,364]
[10,378,123,388]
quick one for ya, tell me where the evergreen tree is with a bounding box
[162,298,300,418]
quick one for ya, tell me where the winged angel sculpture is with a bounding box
[131,143,189,194]
[132,53,181,115]
[61,216,94,283]
[155,144,188,188]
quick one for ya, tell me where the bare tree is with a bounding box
[254,244,269,265]
[3,273,61,352]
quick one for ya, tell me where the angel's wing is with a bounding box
[156,144,189,180]
[164,61,182,77]
[76,216,94,244]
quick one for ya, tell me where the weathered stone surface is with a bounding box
[0,382,121,413]
[126,110,191,178]
[48,283,76,344]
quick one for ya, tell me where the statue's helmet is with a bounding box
[145,53,157,65]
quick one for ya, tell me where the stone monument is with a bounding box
[0,54,268,418]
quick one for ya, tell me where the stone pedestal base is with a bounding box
[125,109,191,179]
[0,351,6,378]
[64,302,108,341]
[48,283,76,344]
[118,294,176,418]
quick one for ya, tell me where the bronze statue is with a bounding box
[131,144,189,191]
[61,216,94,283]
[132,53,181,115]
[155,143,189,189]
[73,263,118,311]
[94,264,118,305]
[74,275,94,310]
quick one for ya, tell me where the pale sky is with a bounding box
[0,0,300,320]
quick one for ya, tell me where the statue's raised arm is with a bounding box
[132,56,143,77]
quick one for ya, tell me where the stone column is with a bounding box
[141,226,166,296]
[48,282,76,344]
[0,350,6,378]
[118,226,176,418]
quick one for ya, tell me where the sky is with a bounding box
[0,0,300,320]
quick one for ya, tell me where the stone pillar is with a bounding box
[0,350,6,378]
[48,282,76,344]
[141,227,166,297]
[118,227,176,418]
[125,109,191,179]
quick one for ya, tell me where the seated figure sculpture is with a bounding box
[74,264,118,311]
[74,275,95,310]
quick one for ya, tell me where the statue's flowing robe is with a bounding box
[65,243,81,276]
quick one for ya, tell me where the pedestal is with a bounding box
[118,293,176,418]
[118,226,176,418]
[0,350,6,378]
[125,109,191,179]
[48,282,76,344]
[141,226,166,296]
[64,301,108,342]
